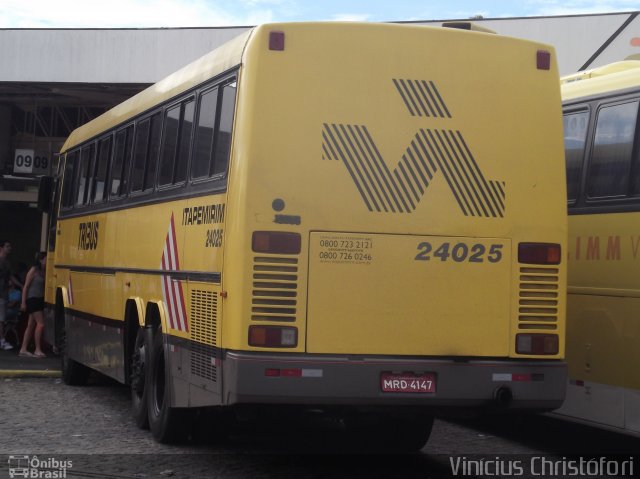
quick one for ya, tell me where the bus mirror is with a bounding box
[38,176,54,213]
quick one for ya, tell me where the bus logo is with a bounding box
[321,79,506,218]
[160,213,189,332]
[8,456,29,478]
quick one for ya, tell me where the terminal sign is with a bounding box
[13,149,50,175]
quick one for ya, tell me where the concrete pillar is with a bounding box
[0,105,11,175]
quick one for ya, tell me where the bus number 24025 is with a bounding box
[415,242,503,263]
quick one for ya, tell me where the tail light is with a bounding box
[249,325,297,348]
[518,243,561,265]
[269,31,285,51]
[252,231,301,254]
[516,333,559,355]
[537,50,551,70]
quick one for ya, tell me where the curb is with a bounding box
[0,370,61,378]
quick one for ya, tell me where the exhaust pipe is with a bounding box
[494,387,513,407]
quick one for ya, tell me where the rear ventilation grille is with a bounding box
[518,266,559,330]
[190,289,218,382]
[252,256,298,322]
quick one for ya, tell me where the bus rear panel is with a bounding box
[219,23,567,411]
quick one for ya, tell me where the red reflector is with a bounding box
[512,373,531,382]
[269,31,285,51]
[265,368,281,377]
[518,243,561,265]
[516,333,559,355]
[575,379,585,387]
[281,368,302,377]
[252,231,301,254]
[537,50,551,70]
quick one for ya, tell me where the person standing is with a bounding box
[19,252,47,358]
[0,240,15,350]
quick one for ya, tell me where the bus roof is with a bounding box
[61,21,546,153]
[561,60,640,102]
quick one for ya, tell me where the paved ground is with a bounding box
[1,347,639,478]
[1,374,639,478]
[0,348,60,377]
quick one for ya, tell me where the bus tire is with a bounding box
[344,411,434,453]
[130,326,150,429]
[59,322,91,386]
[147,327,187,443]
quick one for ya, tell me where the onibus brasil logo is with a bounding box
[321,79,506,217]
[8,455,72,478]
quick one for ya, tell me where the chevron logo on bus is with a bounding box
[160,213,189,332]
[321,79,506,217]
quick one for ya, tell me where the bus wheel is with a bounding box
[130,326,149,429]
[344,411,434,453]
[146,327,187,443]
[59,320,90,386]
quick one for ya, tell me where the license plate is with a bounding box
[380,372,436,393]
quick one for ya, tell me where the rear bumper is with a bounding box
[222,351,567,412]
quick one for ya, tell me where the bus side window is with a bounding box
[176,100,195,184]
[61,150,79,209]
[214,81,236,176]
[131,117,151,193]
[93,136,112,203]
[192,79,236,181]
[159,104,180,186]
[76,144,95,207]
[110,125,134,197]
[159,99,194,186]
[87,142,99,204]
[145,113,162,191]
[192,87,218,179]
[587,101,639,198]
[563,110,589,203]
[629,103,640,196]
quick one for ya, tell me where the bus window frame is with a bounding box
[565,90,640,215]
[55,68,239,219]
[92,133,114,205]
[584,98,640,202]
[60,149,80,211]
[129,110,163,198]
[109,123,135,203]
[80,142,98,207]
[157,95,196,192]
[190,76,237,189]
[563,106,591,207]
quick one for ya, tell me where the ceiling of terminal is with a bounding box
[0,82,147,109]
[0,82,148,176]
[1,82,148,142]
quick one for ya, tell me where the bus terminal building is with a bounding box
[1,11,639,264]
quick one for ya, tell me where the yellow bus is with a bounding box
[553,60,640,437]
[39,22,568,449]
